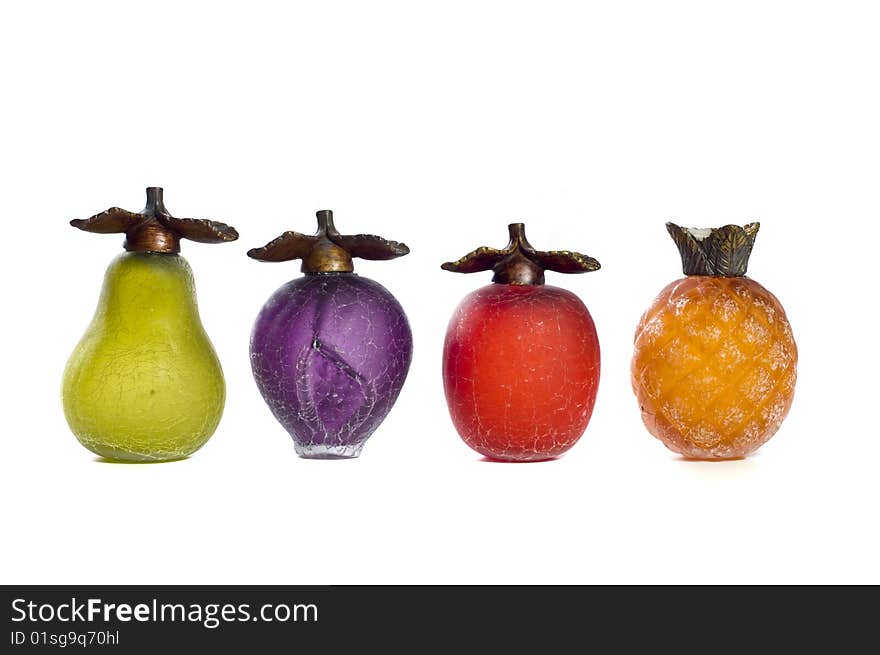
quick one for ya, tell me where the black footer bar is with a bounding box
[1,585,875,651]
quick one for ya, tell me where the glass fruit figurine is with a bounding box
[62,187,238,462]
[441,223,601,461]
[631,222,798,459]
[248,210,413,459]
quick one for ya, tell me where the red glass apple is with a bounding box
[441,223,601,461]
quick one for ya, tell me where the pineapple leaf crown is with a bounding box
[666,222,760,277]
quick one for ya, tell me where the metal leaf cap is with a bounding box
[247,210,409,274]
[70,187,239,254]
[441,223,600,286]
[666,222,760,277]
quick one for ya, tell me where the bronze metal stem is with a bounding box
[441,221,599,285]
[248,210,409,274]
[70,187,238,254]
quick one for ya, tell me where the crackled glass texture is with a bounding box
[632,276,797,459]
[250,274,412,459]
[62,252,226,461]
[443,284,600,461]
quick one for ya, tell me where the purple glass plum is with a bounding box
[248,210,412,459]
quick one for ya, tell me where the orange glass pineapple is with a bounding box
[631,223,797,459]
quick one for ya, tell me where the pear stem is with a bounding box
[144,187,167,216]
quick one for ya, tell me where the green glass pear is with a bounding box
[62,187,238,461]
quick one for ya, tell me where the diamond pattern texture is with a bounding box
[632,276,797,459]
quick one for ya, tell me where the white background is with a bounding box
[1,1,877,584]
